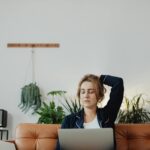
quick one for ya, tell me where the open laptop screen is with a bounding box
[58,128,114,150]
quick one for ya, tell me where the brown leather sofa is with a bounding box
[8,123,150,150]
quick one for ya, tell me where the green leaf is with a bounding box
[47,90,66,96]
[36,100,65,124]
[62,97,82,114]
[117,94,150,123]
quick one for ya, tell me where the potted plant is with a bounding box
[47,90,82,114]
[62,96,82,114]
[117,94,150,123]
[36,90,66,124]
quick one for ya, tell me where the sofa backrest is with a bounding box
[15,123,60,150]
[14,123,150,150]
[115,124,150,150]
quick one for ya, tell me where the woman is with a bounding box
[56,74,124,149]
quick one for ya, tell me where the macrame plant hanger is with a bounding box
[7,42,60,114]
[7,42,59,83]
[8,42,59,83]
[31,47,35,83]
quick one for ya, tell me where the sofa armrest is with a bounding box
[6,140,16,144]
[0,140,16,150]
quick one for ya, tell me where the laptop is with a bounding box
[58,128,114,150]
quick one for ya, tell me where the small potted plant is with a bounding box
[36,90,66,124]
[117,94,150,123]
[62,96,82,114]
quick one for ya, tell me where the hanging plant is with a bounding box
[18,82,42,114]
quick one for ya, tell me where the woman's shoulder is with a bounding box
[64,113,76,119]
[63,110,83,122]
[61,112,81,128]
[64,111,81,119]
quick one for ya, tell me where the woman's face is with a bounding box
[80,81,98,109]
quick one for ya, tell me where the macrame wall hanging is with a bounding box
[7,43,60,114]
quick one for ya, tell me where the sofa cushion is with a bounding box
[15,123,60,150]
[115,124,150,150]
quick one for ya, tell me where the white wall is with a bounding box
[0,0,150,138]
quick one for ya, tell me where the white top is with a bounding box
[83,116,100,129]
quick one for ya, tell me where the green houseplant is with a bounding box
[62,97,82,114]
[117,94,150,123]
[18,83,42,114]
[36,90,66,124]
[47,90,82,114]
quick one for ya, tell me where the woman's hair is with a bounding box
[77,74,106,103]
